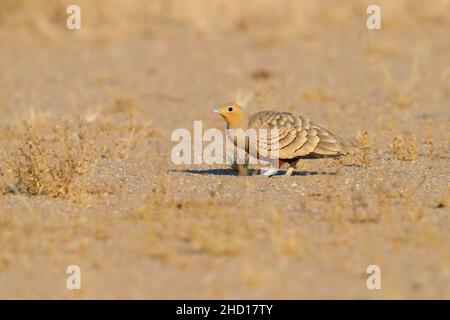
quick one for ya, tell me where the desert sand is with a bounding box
[0,0,449,299]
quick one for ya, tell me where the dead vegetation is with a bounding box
[390,133,417,161]
[1,120,97,197]
[350,130,374,168]
[0,0,448,300]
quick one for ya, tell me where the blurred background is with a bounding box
[1,0,449,38]
[0,0,449,131]
[0,1,449,299]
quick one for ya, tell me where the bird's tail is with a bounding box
[337,136,370,154]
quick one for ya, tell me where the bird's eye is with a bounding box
[227,107,233,112]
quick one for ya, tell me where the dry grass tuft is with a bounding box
[2,120,97,197]
[390,133,417,161]
[355,130,373,149]
[351,130,374,168]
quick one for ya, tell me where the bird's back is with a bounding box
[248,110,359,160]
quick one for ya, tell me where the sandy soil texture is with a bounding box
[0,0,449,299]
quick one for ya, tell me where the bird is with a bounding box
[213,103,360,177]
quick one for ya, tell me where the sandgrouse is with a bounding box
[214,103,360,176]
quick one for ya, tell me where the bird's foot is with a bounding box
[285,167,295,176]
[260,167,279,177]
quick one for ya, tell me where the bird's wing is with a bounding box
[249,111,358,159]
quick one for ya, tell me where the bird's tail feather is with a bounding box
[338,136,370,154]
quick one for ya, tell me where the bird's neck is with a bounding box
[227,117,248,131]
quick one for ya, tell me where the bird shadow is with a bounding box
[170,169,336,177]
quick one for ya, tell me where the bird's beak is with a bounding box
[213,108,219,114]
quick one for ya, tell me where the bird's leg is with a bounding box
[261,159,284,177]
[285,167,294,176]
[262,167,279,177]
[285,159,299,176]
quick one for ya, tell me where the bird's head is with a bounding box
[213,103,247,128]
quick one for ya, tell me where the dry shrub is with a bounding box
[390,133,417,161]
[349,130,374,168]
[355,130,373,149]
[3,120,97,197]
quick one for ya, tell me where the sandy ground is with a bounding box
[0,0,449,299]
